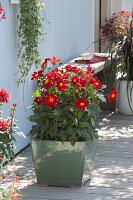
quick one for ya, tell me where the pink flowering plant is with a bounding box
[100,11,133,93]
[0,167,21,200]
[101,11,133,46]
[101,11,133,85]
[28,57,118,145]
[0,88,17,163]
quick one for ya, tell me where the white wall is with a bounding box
[110,0,133,14]
[109,0,123,15]
[122,0,133,11]
[0,0,95,153]
[0,1,30,153]
[101,0,123,26]
[40,0,94,61]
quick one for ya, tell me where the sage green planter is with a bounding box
[31,139,97,187]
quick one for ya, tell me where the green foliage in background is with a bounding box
[17,0,45,84]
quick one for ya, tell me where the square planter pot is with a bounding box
[31,139,97,187]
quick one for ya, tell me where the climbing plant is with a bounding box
[17,0,45,84]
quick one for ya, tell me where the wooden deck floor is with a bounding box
[4,112,133,200]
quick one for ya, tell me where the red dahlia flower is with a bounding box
[31,70,43,80]
[0,6,4,14]
[87,65,94,74]
[71,76,86,89]
[82,72,91,80]
[44,93,59,108]
[75,98,89,110]
[107,89,118,102]
[45,71,56,81]
[93,77,102,90]
[41,58,51,69]
[71,66,79,74]
[56,80,67,91]
[50,56,61,65]
[76,78,86,89]
[34,97,43,104]
[71,76,79,85]
[53,68,64,81]
[0,119,10,132]
[42,78,54,88]
[0,88,10,103]
[44,92,50,98]
[65,65,73,72]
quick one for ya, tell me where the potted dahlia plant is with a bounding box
[101,11,133,115]
[0,88,17,172]
[28,57,117,186]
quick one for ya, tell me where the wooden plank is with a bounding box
[60,53,109,75]
[20,184,133,199]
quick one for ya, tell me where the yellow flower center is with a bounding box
[111,94,115,98]
[45,79,49,84]
[59,83,63,87]
[57,71,62,75]
[49,98,54,102]
[80,102,84,107]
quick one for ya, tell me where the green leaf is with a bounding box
[90,118,95,127]
[33,91,41,97]
[41,124,46,134]
[28,115,41,122]
[79,122,89,128]
[97,93,106,102]
[8,149,15,159]
[89,103,102,117]
[61,134,67,142]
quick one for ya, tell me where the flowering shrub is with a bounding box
[0,2,6,21]
[28,57,117,145]
[101,10,133,82]
[0,88,17,162]
[0,167,21,200]
[101,11,133,45]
